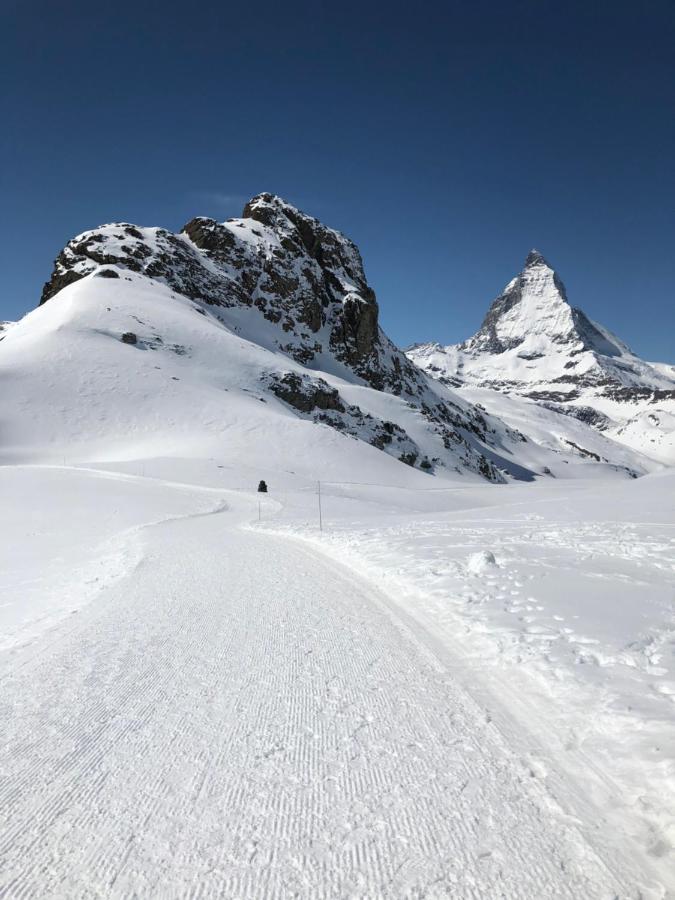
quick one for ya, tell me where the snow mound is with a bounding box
[467,550,498,573]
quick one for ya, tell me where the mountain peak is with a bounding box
[524,248,550,269]
[37,194,426,396]
[242,192,299,222]
[460,249,573,355]
[241,193,338,243]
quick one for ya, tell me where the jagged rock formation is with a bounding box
[263,372,423,467]
[36,193,510,481]
[409,250,675,464]
[41,193,421,396]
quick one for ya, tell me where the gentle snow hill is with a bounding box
[408,249,675,465]
[0,196,651,481]
[0,464,221,653]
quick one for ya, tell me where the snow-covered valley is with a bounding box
[1,460,673,897]
[1,195,673,897]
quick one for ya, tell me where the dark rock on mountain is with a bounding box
[40,193,420,396]
[267,372,345,414]
[263,370,423,466]
[37,193,534,480]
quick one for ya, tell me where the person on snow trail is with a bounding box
[258,480,268,493]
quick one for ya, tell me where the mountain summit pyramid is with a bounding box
[465,249,628,360]
[408,251,675,464]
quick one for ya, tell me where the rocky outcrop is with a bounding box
[37,193,518,481]
[266,372,345,414]
[263,371,423,467]
[40,193,422,396]
[40,223,251,308]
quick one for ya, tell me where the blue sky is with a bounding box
[2,0,674,360]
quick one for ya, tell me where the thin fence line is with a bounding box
[298,480,472,492]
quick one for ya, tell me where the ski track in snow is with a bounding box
[265,506,675,895]
[0,500,646,899]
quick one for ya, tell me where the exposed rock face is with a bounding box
[41,193,415,394]
[40,222,251,309]
[38,193,512,481]
[263,371,422,466]
[266,372,345,415]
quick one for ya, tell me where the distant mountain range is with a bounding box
[0,196,671,479]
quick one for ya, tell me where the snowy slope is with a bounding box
[408,250,675,464]
[0,273,518,481]
[1,197,652,482]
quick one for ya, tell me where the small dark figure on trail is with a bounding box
[258,480,268,493]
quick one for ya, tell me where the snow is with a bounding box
[408,255,675,466]
[2,267,652,485]
[490,257,576,349]
[455,386,657,476]
[260,469,675,894]
[1,219,674,896]
[1,460,673,897]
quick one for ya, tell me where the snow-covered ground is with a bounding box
[1,459,673,897]
[265,470,675,888]
[1,201,673,896]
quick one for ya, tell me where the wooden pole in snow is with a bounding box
[318,480,323,532]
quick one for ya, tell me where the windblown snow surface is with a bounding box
[1,456,674,898]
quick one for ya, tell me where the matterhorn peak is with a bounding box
[524,248,550,268]
[519,248,569,302]
[460,248,573,356]
[408,246,675,458]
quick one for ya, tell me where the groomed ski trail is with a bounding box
[0,496,642,898]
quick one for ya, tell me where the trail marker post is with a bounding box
[318,480,323,532]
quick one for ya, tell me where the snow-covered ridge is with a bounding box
[39,192,411,395]
[1,202,660,480]
[1,195,594,483]
[408,250,675,464]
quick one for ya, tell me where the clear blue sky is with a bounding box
[2,0,674,360]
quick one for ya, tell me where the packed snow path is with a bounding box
[0,500,640,898]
